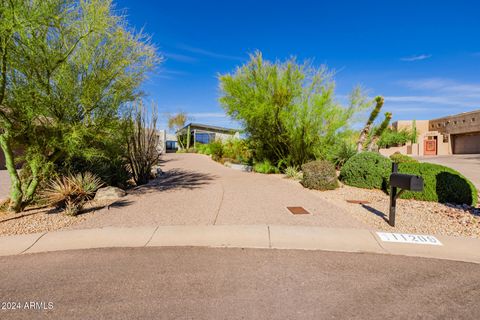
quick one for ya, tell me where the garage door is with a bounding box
[453,133,480,154]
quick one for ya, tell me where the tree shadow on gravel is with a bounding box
[130,169,217,194]
[361,204,389,223]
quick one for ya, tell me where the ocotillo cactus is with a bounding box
[357,96,384,152]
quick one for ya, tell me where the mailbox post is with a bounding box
[389,163,424,227]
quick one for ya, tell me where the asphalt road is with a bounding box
[1,247,479,319]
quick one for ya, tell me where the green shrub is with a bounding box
[196,143,212,155]
[329,141,357,169]
[222,138,252,164]
[209,141,224,161]
[284,166,302,180]
[378,128,415,148]
[340,152,392,190]
[390,152,418,164]
[301,160,338,190]
[254,160,279,174]
[398,163,477,206]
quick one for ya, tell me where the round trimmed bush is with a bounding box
[339,152,391,190]
[390,152,418,164]
[398,162,478,206]
[301,160,338,190]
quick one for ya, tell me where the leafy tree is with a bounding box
[0,0,159,212]
[167,112,189,149]
[219,51,370,167]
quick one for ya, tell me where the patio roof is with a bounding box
[176,123,238,135]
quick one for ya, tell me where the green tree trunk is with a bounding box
[0,130,23,212]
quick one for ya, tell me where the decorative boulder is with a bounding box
[94,186,126,202]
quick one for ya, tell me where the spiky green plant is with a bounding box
[42,172,103,215]
[284,166,303,180]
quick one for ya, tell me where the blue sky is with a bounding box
[116,0,480,130]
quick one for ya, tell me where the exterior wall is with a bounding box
[392,120,429,138]
[428,110,480,135]
[214,132,239,142]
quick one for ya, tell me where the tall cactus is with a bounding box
[367,112,392,151]
[357,96,384,152]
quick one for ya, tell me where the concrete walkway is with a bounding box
[1,225,480,263]
[73,153,365,229]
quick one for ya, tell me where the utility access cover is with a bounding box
[377,232,442,246]
[287,207,310,215]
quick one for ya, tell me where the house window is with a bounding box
[195,132,214,144]
[473,118,476,122]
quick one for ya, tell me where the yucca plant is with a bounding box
[42,172,103,215]
[284,166,303,180]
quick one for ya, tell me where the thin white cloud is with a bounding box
[400,54,432,62]
[177,44,244,61]
[164,52,197,63]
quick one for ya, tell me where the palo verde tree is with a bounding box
[219,51,370,167]
[0,0,159,212]
[167,112,189,149]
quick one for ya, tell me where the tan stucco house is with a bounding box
[380,109,480,156]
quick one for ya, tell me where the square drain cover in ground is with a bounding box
[287,207,310,215]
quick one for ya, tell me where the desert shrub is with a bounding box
[208,141,224,161]
[196,143,212,155]
[253,160,279,174]
[42,172,103,215]
[222,139,253,164]
[398,163,477,206]
[329,141,357,169]
[284,166,303,180]
[301,160,338,190]
[378,128,415,148]
[390,152,418,164]
[340,152,391,190]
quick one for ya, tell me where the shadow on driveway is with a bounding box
[130,169,217,194]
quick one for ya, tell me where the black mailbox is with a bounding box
[388,163,424,227]
[390,173,424,192]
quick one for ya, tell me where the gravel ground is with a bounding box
[306,182,480,238]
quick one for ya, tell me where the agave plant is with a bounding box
[42,172,103,215]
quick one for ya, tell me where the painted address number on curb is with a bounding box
[376,232,442,246]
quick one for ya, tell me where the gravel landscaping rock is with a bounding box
[309,182,480,238]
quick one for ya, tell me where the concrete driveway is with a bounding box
[1,247,479,319]
[74,153,365,229]
[417,154,480,190]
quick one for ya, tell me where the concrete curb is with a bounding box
[1,225,479,264]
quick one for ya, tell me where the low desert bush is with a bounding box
[339,152,392,190]
[301,160,338,190]
[196,143,212,155]
[284,166,303,180]
[222,139,252,164]
[209,140,224,161]
[329,141,357,169]
[398,162,477,206]
[390,152,418,164]
[253,160,279,174]
[42,172,103,215]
